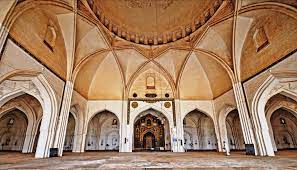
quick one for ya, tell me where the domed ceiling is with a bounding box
[87,0,223,45]
[8,0,297,100]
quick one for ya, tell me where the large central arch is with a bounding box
[129,105,175,152]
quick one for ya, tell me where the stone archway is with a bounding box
[63,113,76,152]
[85,110,120,151]
[183,110,217,151]
[0,73,58,158]
[0,109,28,151]
[225,110,245,151]
[270,108,297,150]
[0,94,40,153]
[265,93,297,152]
[251,73,297,156]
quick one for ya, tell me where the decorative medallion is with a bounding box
[164,101,171,108]
[131,101,138,108]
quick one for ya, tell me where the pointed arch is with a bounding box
[251,71,297,156]
[0,72,58,158]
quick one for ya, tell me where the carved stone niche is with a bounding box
[146,75,155,90]
[44,20,57,51]
[253,27,269,52]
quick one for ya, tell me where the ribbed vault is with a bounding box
[7,0,297,100]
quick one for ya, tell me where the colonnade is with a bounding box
[0,72,296,158]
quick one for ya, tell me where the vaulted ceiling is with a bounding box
[7,0,297,100]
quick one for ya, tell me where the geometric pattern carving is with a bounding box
[0,79,41,100]
[270,81,297,97]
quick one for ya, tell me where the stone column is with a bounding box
[171,127,178,152]
[174,99,184,152]
[120,99,129,152]
[233,82,257,155]
[73,126,88,153]
[72,133,83,152]
[213,117,223,152]
[53,81,74,156]
[22,122,37,153]
[35,86,58,158]
[222,131,231,154]
[35,127,56,158]
[71,105,88,153]
[0,0,17,55]
[22,134,35,153]
[72,118,86,153]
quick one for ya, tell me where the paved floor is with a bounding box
[0,151,297,169]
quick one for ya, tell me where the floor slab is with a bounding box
[0,151,297,169]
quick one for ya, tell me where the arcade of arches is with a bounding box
[0,0,297,163]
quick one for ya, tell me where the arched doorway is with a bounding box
[143,132,156,149]
[133,109,171,151]
[265,93,297,152]
[85,111,119,151]
[0,94,43,154]
[0,74,58,158]
[225,110,245,151]
[63,113,76,151]
[183,110,217,151]
[0,109,28,151]
[270,108,297,150]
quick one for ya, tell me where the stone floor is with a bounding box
[0,151,297,169]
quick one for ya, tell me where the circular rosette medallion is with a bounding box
[164,102,171,108]
[131,101,139,108]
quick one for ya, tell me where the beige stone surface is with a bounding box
[1,151,297,169]
[9,5,71,79]
[240,9,297,81]
[4,0,296,100]
[1,0,297,160]
[0,0,15,25]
